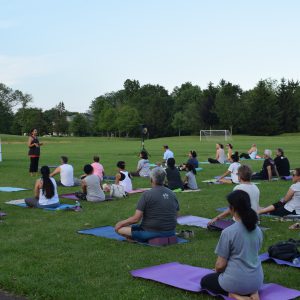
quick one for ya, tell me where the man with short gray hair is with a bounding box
[115,167,179,242]
[251,149,279,181]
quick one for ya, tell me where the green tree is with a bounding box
[116,106,140,137]
[69,114,92,136]
[53,102,69,135]
[171,112,187,136]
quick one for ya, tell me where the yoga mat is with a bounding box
[260,252,300,268]
[0,211,7,218]
[177,215,211,228]
[60,193,113,201]
[0,187,29,192]
[131,262,300,300]
[282,175,292,180]
[128,188,151,194]
[78,226,188,246]
[5,199,76,211]
[208,219,235,231]
[174,189,201,193]
[149,163,158,167]
[195,167,203,171]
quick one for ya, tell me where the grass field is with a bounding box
[0,133,300,300]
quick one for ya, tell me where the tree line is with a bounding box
[1,78,300,137]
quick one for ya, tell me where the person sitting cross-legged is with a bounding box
[258,168,300,217]
[201,190,263,300]
[115,167,180,242]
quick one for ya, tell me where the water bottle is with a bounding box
[75,200,80,208]
[292,257,300,265]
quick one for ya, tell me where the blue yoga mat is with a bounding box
[78,226,188,246]
[0,187,29,192]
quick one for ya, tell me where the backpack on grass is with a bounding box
[268,239,300,262]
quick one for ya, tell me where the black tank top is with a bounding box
[28,136,40,156]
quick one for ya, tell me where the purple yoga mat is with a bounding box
[260,252,300,268]
[131,262,300,300]
[177,215,211,228]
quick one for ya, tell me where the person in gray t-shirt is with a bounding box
[81,164,105,202]
[201,190,263,299]
[115,167,179,242]
[183,164,198,190]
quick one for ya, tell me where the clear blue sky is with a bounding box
[1,0,299,112]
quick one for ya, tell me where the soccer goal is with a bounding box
[200,130,232,141]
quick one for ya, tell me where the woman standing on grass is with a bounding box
[201,190,263,300]
[28,128,43,176]
[25,166,60,208]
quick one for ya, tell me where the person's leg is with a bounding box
[201,273,228,296]
[240,153,250,159]
[25,198,38,207]
[117,226,133,238]
[219,178,233,184]
[208,158,220,164]
[259,201,290,216]
[130,171,140,177]
[34,157,39,173]
[29,157,35,175]
[75,192,87,200]
[251,173,263,180]
[37,202,60,209]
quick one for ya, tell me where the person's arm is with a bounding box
[215,150,219,160]
[274,165,280,179]
[183,174,188,184]
[115,210,143,231]
[115,173,121,185]
[215,256,228,273]
[267,165,272,181]
[208,208,231,225]
[27,136,36,147]
[81,179,87,194]
[282,188,295,203]
[50,167,61,177]
[218,170,230,181]
[34,179,42,199]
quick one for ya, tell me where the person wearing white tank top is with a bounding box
[115,161,133,193]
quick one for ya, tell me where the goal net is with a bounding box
[200,130,232,141]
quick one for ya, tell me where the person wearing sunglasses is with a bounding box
[258,168,300,217]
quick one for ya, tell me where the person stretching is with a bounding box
[258,168,300,217]
[25,166,60,209]
[217,152,241,184]
[209,165,260,225]
[240,144,257,160]
[201,190,263,300]
[115,167,179,242]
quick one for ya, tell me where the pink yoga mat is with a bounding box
[131,262,300,300]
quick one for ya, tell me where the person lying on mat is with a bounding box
[217,152,241,184]
[115,167,179,242]
[209,165,260,225]
[201,190,263,300]
[251,149,279,181]
[258,168,300,217]
[208,143,226,164]
[25,166,60,208]
[165,158,184,191]
[75,164,105,202]
[50,156,80,187]
[183,164,198,190]
[179,150,199,171]
[115,161,133,193]
[130,150,151,177]
[239,144,257,160]
[274,148,290,177]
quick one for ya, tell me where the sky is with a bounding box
[1,0,300,112]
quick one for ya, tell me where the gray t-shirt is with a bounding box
[136,186,179,231]
[84,174,105,202]
[186,171,198,190]
[215,221,263,295]
[137,159,150,177]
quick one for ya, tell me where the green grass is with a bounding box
[0,134,300,299]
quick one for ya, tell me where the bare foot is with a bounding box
[250,291,260,300]
[228,293,251,300]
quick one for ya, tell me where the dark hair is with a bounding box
[93,156,100,162]
[84,164,93,174]
[61,156,68,164]
[117,161,125,169]
[277,148,284,156]
[163,145,169,149]
[186,163,196,175]
[167,157,176,169]
[231,151,239,163]
[227,190,258,232]
[140,151,148,159]
[238,165,252,182]
[218,143,224,149]
[190,150,197,158]
[40,166,54,199]
[30,128,36,135]
[227,143,233,149]
[294,168,300,177]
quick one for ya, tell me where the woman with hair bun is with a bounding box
[25,166,60,208]
[218,152,241,184]
[201,190,263,300]
[115,161,133,193]
[27,128,43,176]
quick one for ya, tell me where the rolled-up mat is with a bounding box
[131,262,300,299]
[0,187,29,192]
[177,215,211,228]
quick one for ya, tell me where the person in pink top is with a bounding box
[91,156,105,181]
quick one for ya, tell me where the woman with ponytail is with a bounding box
[25,166,60,208]
[217,152,241,184]
[201,190,263,300]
